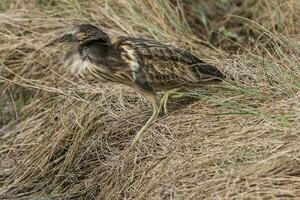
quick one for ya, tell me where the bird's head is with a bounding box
[45,24,110,47]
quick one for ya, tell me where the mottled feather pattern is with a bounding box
[64,50,89,75]
[63,34,223,93]
[115,37,223,91]
[48,24,224,144]
[119,44,153,91]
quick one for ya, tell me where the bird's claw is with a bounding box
[158,88,184,115]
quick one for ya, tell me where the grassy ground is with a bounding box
[0,0,300,199]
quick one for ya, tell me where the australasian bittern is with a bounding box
[46,24,224,145]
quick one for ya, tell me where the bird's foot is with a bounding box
[130,88,184,147]
[158,88,184,115]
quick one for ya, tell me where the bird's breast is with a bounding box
[64,49,110,80]
[64,51,90,75]
[65,46,133,85]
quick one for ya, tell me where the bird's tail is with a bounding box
[192,62,225,82]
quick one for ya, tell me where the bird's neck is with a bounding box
[79,40,110,65]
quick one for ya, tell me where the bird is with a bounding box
[45,24,224,145]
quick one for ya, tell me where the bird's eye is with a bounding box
[76,32,86,41]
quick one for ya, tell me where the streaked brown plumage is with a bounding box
[46,24,224,145]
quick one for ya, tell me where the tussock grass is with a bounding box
[0,0,300,199]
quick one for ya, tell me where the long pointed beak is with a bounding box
[44,37,62,47]
[44,33,75,47]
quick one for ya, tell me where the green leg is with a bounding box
[158,88,184,115]
[130,88,185,146]
[131,95,158,147]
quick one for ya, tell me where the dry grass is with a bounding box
[0,0,300,199]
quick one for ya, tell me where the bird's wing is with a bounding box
[117,37,223,91]
[118,42,154,92]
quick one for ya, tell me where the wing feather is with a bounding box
[120,44,153,91]
[117,37,223,91]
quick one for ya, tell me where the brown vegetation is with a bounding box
[0,0,300,199]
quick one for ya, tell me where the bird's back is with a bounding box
[114,36,224,92]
